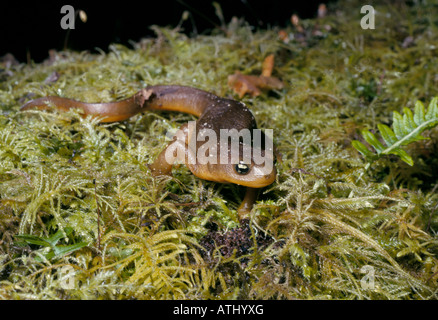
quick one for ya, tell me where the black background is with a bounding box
[2,0,332,62]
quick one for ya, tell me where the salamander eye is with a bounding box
[235,161,250,175]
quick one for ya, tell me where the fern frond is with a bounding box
[352,97,438,166]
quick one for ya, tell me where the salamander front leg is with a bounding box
[237,187,259,221]
[148,123,196,177]
[148,143,176,176]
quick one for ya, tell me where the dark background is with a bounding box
[2,0,334,63]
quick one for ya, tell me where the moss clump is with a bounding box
[1,0,438,299]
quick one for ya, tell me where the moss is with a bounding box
[1,0,438,299]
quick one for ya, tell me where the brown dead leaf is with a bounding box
[228,54,284,97]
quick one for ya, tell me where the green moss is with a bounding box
[1,0,438,299]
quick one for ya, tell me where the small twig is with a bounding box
[290,167,323,179]
[425,182,438,233]
[426,268,438,284]
[63,9,87,50]
[167,192,201,207]
[93,178,101,252]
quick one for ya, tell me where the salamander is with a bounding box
[20,85,276,220]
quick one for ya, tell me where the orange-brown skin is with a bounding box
[21,85,276,219]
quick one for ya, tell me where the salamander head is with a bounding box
[221,152,276,188]
[192,145,277,188]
